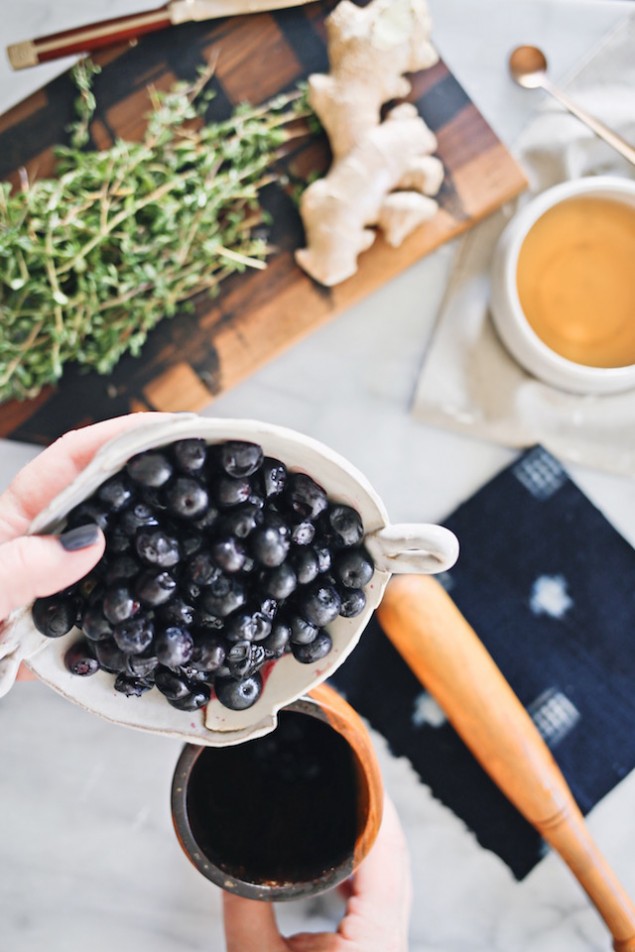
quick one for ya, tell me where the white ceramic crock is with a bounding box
[1,415,458,746]
[490,175,635,395]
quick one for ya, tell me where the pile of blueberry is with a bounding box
[31,439,374,712]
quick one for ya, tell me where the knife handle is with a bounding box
[377,574,635,952]
[7,6,172,70]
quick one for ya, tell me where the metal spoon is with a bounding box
[508,45,635,167]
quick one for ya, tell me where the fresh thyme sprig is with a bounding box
[0,61,314,403]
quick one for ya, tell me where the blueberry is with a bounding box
[224,611,258,643]
[210,537,246,573]
[178,663,211,684]
[261,563,297,600]
[298,583,342,627]
[126,649,159,679]
[135,570,177,607]
[135,528,180,568]
[226,640,253,677]
[215,673,262,711]
[231,642,267,679]
[181,534,204,559]
[155,667,192,700]
[291,630,332,664]
[32,594,77,638]
[192,505,221,531]
[97,475,134,513]
[225,609,272,644]
[126,451,173,488]
[201,576,247,617]
[259,597,278,621]
[113,616,154,655]
[165,477,209,520]
[119,503,160,535]
[172,439,207,475]
[313,545,332,574]
[218,441,263,478]
[290,547,319,585]
[290,520,316,545]
[158,598,195,628]
[64,639,99,676]
[334,548,374,589]
[213,475,252,508]
[263,622,291,656]
[156,626,194,668]
[102,584,139,625]
[114,673,154,696]
[260,457,287,498]
[168,685,210,711]
[216,503,263,539]
[66,502,111,532]
[103,555,140,585]
[328,505,364,547]
[182,581,202,603]
[192,609,225,633]
[187,552,222,587]
[81,605,113,642]
[105,523,132,554]
[289,615,319,645]
[138,487,168,511]
[250,525,290,567]
[76,573,103,600]
[285,473,328,521]
[338,587,366,618]
[191,634,226,672]
[94,638,127,674]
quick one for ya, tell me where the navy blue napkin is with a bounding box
[331,446,635,879]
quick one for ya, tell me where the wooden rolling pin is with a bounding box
[377,574,635,952]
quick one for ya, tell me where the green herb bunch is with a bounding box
[0,61,310,403]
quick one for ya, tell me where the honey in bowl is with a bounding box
[515,196,635,368]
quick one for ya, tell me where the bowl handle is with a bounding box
[365,524,459,575]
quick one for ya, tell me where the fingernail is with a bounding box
[58,524,102,551]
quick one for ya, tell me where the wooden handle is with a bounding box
[377,575,635,952]
[6,7,171,69]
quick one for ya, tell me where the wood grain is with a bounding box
[377,575,635,952]
[0,1,527,445]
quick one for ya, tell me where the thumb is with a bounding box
[0,524,105,621]
[222,891,288,952]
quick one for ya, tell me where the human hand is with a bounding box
[222,795,412,952]
[0,413,169,684]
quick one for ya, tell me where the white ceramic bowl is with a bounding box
[4,415,459,747]
[490,175,635,395]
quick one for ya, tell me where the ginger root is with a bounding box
[295,0,443,287]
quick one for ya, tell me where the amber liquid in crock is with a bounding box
[516,196,635,367]
[186,710,360,885]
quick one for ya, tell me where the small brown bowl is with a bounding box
[170,683,383,901]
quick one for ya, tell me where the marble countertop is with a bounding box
[1,2,634,950]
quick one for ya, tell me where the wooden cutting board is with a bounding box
[0,0,526,446]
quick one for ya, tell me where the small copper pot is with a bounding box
[170,683,383,901]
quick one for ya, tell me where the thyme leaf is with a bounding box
[0,61,314,403]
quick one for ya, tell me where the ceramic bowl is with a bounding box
[490,175,635,395]
[5,414,458,747]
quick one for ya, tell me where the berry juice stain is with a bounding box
[186,711,359,884]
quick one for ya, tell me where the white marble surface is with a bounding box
[1,2,635,950]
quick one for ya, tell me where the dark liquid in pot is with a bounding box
[186,710,360,884]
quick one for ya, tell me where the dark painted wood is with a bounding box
[0,1,526,444]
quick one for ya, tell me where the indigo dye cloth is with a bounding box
[331,446,635,879]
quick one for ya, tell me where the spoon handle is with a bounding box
[541,80,635,167]
[377,574,635,952]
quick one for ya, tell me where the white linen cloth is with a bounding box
[412,13,635,477]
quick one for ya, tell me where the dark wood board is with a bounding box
[0,1,527,445]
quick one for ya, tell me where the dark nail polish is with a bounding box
[58,524,101,552]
